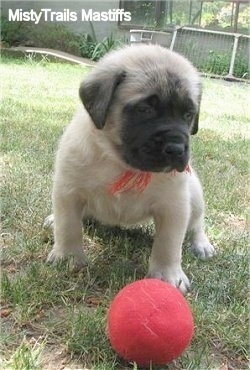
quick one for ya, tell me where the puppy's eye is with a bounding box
[137,104,154,115]
[183,111,194,122]
[136,95,159,116]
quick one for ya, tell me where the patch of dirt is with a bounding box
[40,344,72,370]
[224,214,248,233]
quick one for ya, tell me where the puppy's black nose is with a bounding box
[163,143,185,155]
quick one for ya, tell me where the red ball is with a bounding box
[107,279,194,366]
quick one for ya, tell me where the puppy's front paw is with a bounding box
[191,241,216,259]
[146,266,191,295]
[47,247,88,271]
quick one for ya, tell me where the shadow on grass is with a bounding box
[82,218,154,290]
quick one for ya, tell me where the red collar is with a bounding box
[108,164,191,196]
[108,170,152,195]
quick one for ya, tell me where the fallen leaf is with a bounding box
[85,297,102,306]
[0,308,12,317]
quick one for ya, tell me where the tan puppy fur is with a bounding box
[45,45,215,294]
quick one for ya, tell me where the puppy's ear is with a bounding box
[191,89,202,135]
[79,69,126,129]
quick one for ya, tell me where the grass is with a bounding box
[1,55,249,370]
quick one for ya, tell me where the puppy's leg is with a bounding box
[188,175,215,259]
[47,193,87,268]
[147,200,191,294]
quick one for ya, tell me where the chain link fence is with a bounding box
[130,28,249,80]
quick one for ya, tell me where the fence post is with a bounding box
[170,29,178,50]
[228,34,240,78]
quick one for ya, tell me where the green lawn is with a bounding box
[1,56,249,370]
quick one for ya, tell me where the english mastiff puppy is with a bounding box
[45,45,215,293]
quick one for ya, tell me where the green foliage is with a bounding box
[79,33,124,61]
[234,52,249,79]
[78,33,96,58]
[204,50,231,76]
[238,4,250,29]
[0,16,28,45]
[27,23,83,56]
[201,1,227,28]
[4,340,44,370]
[125,1,155,27]
[203,50,249,79]
[174,31,249,80]
[0,16,83,55]
[66,307,116,365]
[1,15,125,61]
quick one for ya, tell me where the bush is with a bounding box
[25,23,83,56]
[0,16,29,45]
[203,50,249,79]
[1,16,126,60]
[0,16,83,55]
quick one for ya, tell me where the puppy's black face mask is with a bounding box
[121,93,197,173]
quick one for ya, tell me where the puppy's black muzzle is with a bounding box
[122,127,190,173]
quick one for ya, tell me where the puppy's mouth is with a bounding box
[167,161,188,173]
[124,159,188,174]
[122,142,190,174]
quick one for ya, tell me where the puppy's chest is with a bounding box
[82,190,152,226]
